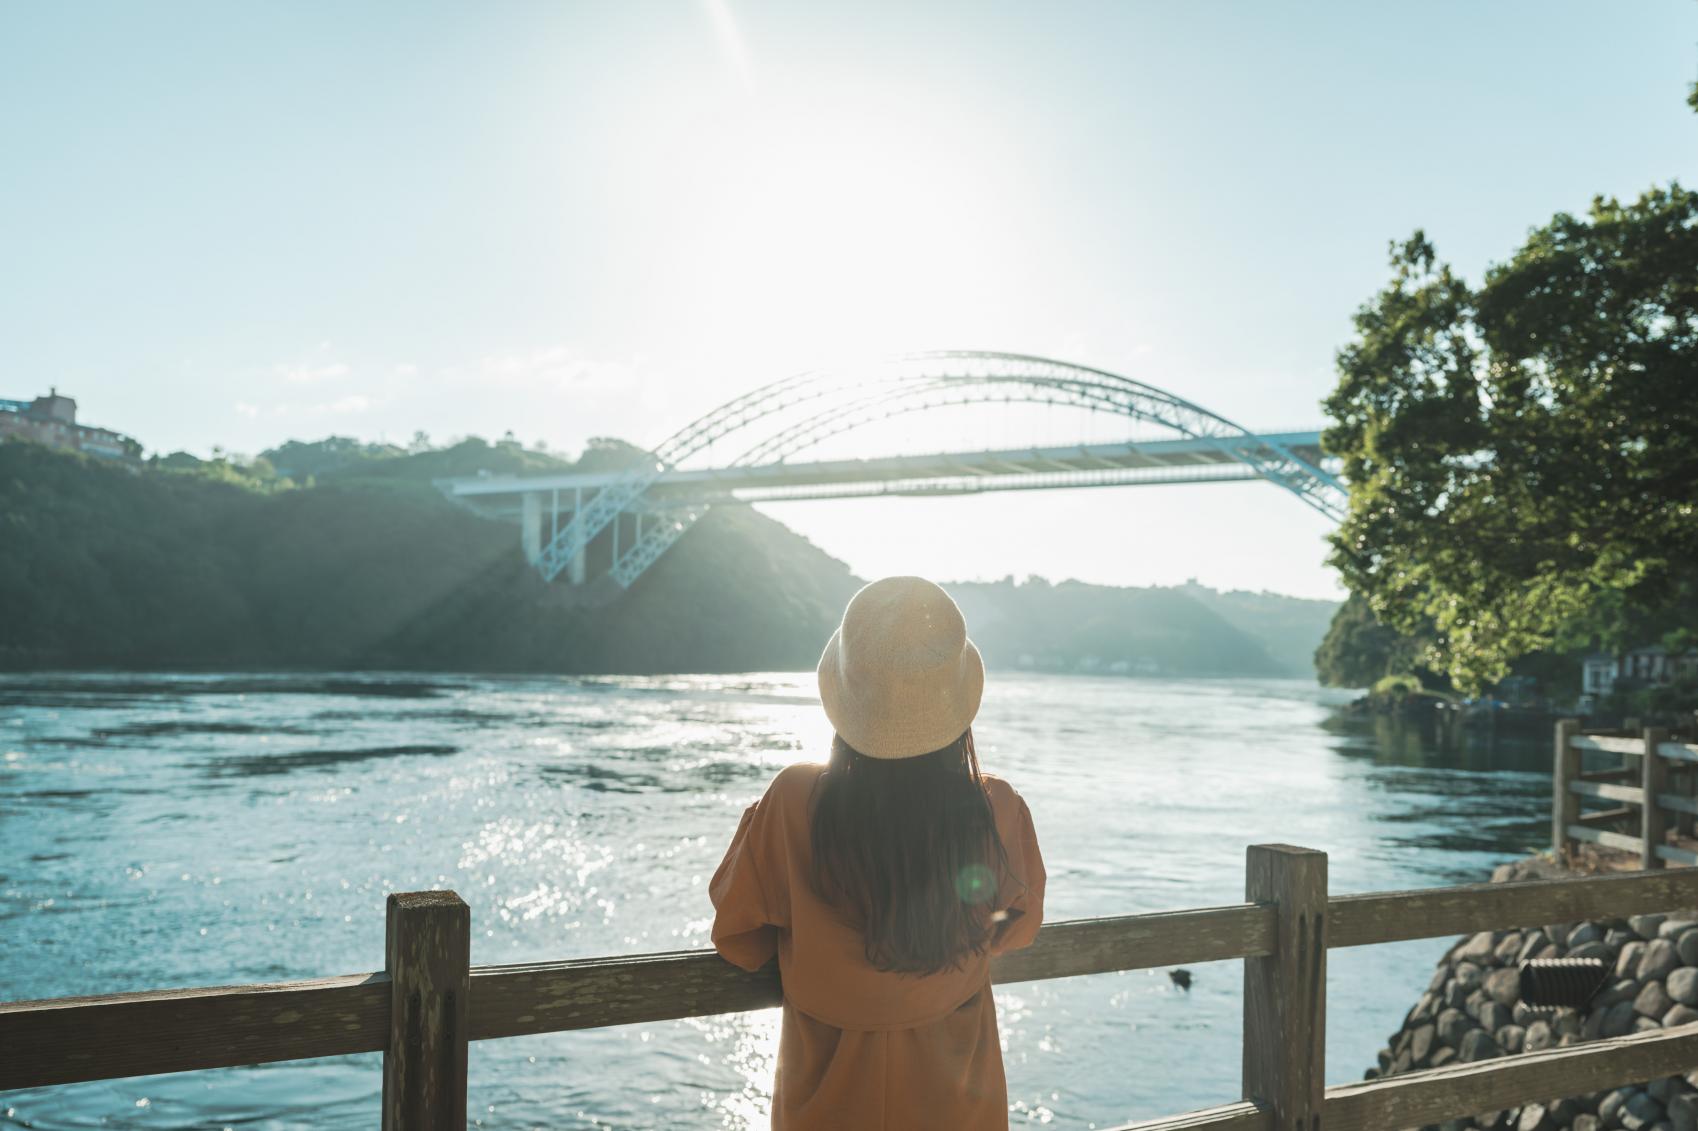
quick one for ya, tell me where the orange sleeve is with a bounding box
[709,800,780,972]
[989,792,1046,956]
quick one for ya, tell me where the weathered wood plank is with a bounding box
[991,905,1277,985]
[1576,805,1637,828]
[1658,741,1698,764]
[1572,734,1646,755]
[1242,845,1326,1130]
[0,974,388,1090]
[1569,825,1644,853]
[1106,1101,1268,1131]
[382,891,469,1131]
[1655,844,1698,866]
[1644,729,1671,871]
[1656,792,1698,817]
[1328,867,1698,949]
[1555,719,1581,862]
[467,904,1277,1041]
[1569,780,1644,804]
[1577,767,1639,783]
[1322,1024,1698,1131]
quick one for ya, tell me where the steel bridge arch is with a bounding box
[532,352,1346,586]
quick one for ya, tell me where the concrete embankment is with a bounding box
[1368,856,1698,1131]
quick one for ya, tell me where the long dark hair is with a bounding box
[809,727,1010,975]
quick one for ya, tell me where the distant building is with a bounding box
[1582,646,1698,695]
[0,389,138,461]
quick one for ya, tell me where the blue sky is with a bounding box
[3,1,1694,599]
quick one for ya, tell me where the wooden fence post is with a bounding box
[1243,845,1327,1130]
[1643,728,1670,871]
[1554,720,1580,866]
[382,891,470,1131]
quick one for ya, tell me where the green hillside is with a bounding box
[0,440,1337,678]
[0,442,859,673]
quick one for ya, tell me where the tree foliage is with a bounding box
[1324,184,1698,692]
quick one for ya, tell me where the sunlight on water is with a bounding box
[0,672,1550,1128]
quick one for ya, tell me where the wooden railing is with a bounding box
[7,847,1698,1130]
[1553,720,1698,869]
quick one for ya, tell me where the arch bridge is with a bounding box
[436,352,1345,596]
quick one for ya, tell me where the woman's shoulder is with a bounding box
[765,760,827,803]
[979,773,1034,822]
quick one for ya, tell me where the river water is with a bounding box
[0,672,1550,1129]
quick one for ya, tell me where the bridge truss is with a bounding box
[445,352,1347,590]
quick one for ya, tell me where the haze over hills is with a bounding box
[0,437,1336,677]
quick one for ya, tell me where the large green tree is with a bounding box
[1323,179,1698,692]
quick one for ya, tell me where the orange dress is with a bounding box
[709,762,1046,1130]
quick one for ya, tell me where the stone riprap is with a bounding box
[1366,859,1698,1131]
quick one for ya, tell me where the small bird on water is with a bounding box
[1169,969,1193,991]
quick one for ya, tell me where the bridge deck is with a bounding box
[442,431,1328,516]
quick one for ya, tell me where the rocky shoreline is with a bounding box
[1368,856,1698,1130]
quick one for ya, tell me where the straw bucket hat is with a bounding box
[816,576,985,760]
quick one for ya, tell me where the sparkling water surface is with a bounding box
[0,672,1549,1129]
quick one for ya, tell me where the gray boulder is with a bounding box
[1410,1022,1436,1065]
[1604,999,1641,1038]
[1600,1088,1636,1125]
[1669,1092,1698,1131]
[1619,940,1649,980]
[1569,922,1604,948]
[1496,1024,1526,1054]
[1599,978,1645,1008]
[1494,932,1525,965]
[1570,940,1614,962]
[1665,1003,1698,1028]
[1632,913,1669,939]
[1637,980,1675,1019]
[1669,967,1698,1005]
[1622,1090,1665,1130]
[1458,1028,1500,1062]
[1458,931,1498,964]
[1679,928,1698,967]
[1523,1019,1553,1052]
[1641,938,1683,983]
[1485,967,1521,1007]
[1659,918,1698,939]
[1515,1102,1550,1131]
[1479,1001,1514,1033]
[1437,1007,1471,1047]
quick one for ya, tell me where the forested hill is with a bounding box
[0,439,1336,676]
[948,578,1336,678]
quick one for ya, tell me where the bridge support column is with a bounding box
[569,487,586,585]
[521,492,542,565]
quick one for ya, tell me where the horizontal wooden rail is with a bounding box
[11,849,1698,1127]
[1576,805,1636,828]
[0,904,1276,1089]
[1321,1023,1698,1131]
[0,974,389,1090]
[1577,767,1638,783]
[1660,741,1698,763]
[1569,778,1644,804]
[1327,865,1698,948]
[1568,824,1644,853]
[1111,1101,1268,1131]
[1571,734,1647,755]
[11,867,1698,1090]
